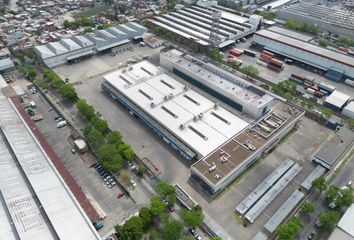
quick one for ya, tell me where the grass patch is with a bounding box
[234,213,244,225]
[214,160,260,200]
[74,5,111,18]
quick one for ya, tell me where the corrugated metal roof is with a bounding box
[236,159,294,215]
[324,90,350,108]
[245,163,302,223]
[264,190,304,233]
[0,93,100,240]
[0,58,15,71]
[301,165,326,191]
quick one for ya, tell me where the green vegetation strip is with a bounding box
[74,5,111,18]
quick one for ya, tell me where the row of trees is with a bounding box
[337,36,354,47]
[42,68,77,101]
[285,19,320,35]
[77,99,134,173]
[63,17,95,30]
[115,180,206,240]
[257,11,277,20]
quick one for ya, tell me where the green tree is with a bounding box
[120,169,131,185]
[59,84,76,101]
[260,83,270,90]
[102,154,123,172]
[276,217,303,240]
[16,54,25,63]
[319,38,329,47]
[149,229,160,240]
[139,207,152,230]
[23,49,34,58]
[326,185,340,203]
[156,181,175,197]
[115,216,143,240]
[84,27,94,33]
[211,238,222,240]
[118,143,134,161]
[107,130,122,145]
[319,211,340,231]
[209,48,222,62]
[321,108,333,118]
[98,144,117,162]
[258,11,277,20]
[163,220,183,240]
[301,202,315,215]
[76,99,96,120]
[137,164,145,177]
[150,196,166,217]
[180,209,204,228]
[311,176,327,193]
[336,187,354,208]
[86,129,104,149]
[91,116,108,134]
[240,65,259,78]
[82,124,93,139]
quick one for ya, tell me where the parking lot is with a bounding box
[50,45,340,239]
[23,87,139,237]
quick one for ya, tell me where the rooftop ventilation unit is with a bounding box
[198,113,203,119]
[122,69,126,73]
[179,124,185,130]
[164,96,169,101]
[184,86,189,91]
[214,174,221,180]
[209,162,216,172]
[128,66,133,71]
[193,116,198,122]
[150,102,155,108]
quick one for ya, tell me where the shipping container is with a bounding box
[229,49,243,57]
[306,88,316,95]
[262,50,274,58]
[267,64,281,72]
[31,114,43,122]
[270,59,284,69]
[338,47,349,52]
[243,50,257,57]
[314,91,325,98]
[227,57,243,66]
[318,82,336,93]
[260,53,272,63]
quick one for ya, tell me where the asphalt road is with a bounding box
[299,153,354,240]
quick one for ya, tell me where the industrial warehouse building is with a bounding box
[102,60,249,160]
[277,2,354,39]
[101,49,305,196]
[34,22,147,68]
[252,28,354,79]
[0,91,100,240]
[160,49,274,119]
[148,0,262,49]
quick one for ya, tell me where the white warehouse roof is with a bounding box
[342,101,354,119]
[325,90,350,109]
[103,61,249,157]
[0,92,100,240]
[337,204,354,237]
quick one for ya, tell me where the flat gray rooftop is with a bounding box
[301,165,326,191]
[264,189,304,233]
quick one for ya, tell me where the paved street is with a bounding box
[299,152,354,240]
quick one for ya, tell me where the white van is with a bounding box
[57,120,67,128]
[30,101,37,109]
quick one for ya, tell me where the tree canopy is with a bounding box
[163,219,183,240]
[76,99,95,120]
[240,65,259,78]
[311,176,327,193]
[107,130,122,145]
[150,196,166,217]
[59,84,76,101]
[319,211,340,231]
[156,181,175,197]
[180,209,205,228]
[276,217,303,240]
[301,202,315,215]
[139,207,152,230]
[91,116,108,134]
[115,216,143,240]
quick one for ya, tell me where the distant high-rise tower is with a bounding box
[209,10,222,48]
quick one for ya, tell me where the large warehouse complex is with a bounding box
[148,1,262,49]
[34,22,147,68]
[0,91,100,240]
[160,49,274,119]
[102,49,305,196]
[277,2,354,39]
[102,60,249,160]
[252,28,354,79]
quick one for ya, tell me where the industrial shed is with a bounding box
[342,102,354,119]
[323,90,350,111]
[148,1,262,49]
[252,29,354,79]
